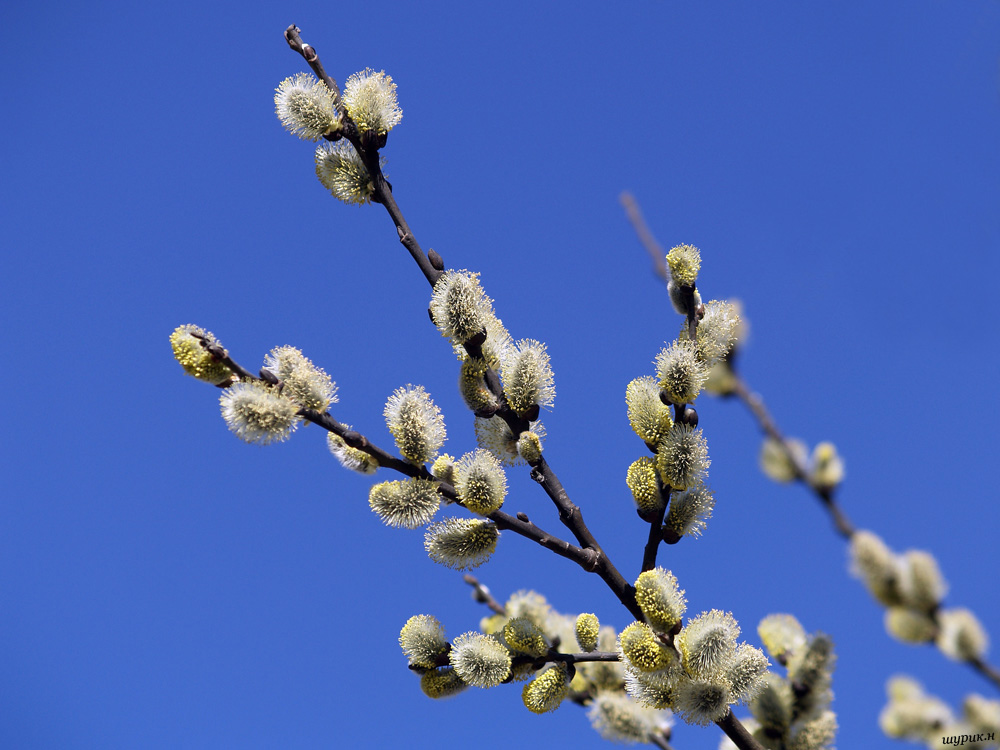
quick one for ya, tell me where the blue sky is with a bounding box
[2,2,999,748]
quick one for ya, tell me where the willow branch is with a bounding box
[283,25,346,119]
[717,710,766,750]
[463,574,506,615]
[621,190,668,283]
[284,25,645,623]
[623,192,1000,694]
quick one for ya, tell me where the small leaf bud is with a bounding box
[368,478,440,529]
[454,449,508,515]
[427,248,444,271]
[384,384,446,464]
[424,518,498,570]
[399,614,449,669]
[342,68,402,136]
[634,568,687,634]
[219,381,300,444]
[170,325,232,385]
[522,663,569,714]
[274,72,340,141]
[449,632,512,688]
[575,613,600,652]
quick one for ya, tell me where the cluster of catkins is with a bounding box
[720,614,838,750]
[362,266,558,568]
[880,675,1000,750]
[849,529,988,664]
[172,63,843,749]
[274,68,402,204]
[170,267,557,574]
[402,587,771,744]
[624,244,740,541]
[399,589,674,741]
[170,327,337,446]
[619,568,772,727]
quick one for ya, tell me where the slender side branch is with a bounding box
[283,25,346,119]
[297,409,603,577]
[462,574,506,615]
[542,650,619,665]
[531,456,643,621]
[970,657,1000,690]
[284,26,440,286]
[621,191,668,283]
[733,376,856,539]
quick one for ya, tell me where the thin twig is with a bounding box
[728,376,854,540]
[621,191,668,283]
[462,574,506,615]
